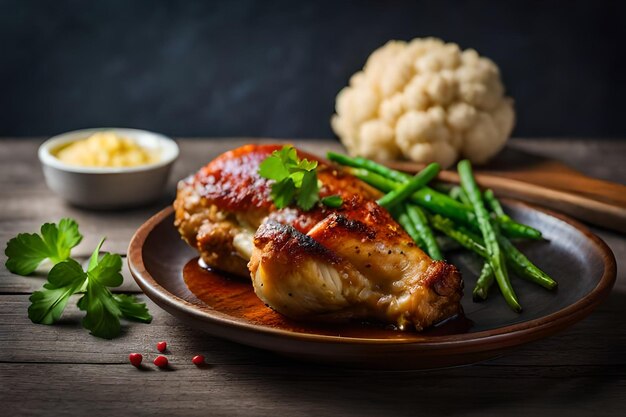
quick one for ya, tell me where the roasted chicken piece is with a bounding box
[174,144,463,331]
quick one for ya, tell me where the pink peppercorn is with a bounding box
[153,355,168,368]
[192,355,205,366]
[129,353,143,367]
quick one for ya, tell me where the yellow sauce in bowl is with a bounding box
[55,131,159,168]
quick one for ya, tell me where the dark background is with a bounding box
[1,0,625,139]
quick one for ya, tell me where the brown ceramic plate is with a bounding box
[128,200,616,369]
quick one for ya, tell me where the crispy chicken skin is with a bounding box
[174,144,463,331]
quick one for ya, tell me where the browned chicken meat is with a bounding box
[174,144,463,331]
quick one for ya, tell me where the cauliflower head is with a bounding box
[331,38,515,167]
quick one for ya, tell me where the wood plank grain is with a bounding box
[1,293,625,367]
[507,139,626,183]
[0,360,624,417]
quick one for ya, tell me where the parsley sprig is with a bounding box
[5,218,82,275]
[259,145,342,210]
[5,219,152,339]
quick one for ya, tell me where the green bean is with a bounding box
[499,217,542,240]
[448,186,464,202]
[346,167,397,192]
[458,188,471,207]
[428,214,488,257]
[484,189,543,240]
[459,159,521,313]
[449,186,471,206]
[327,152,411,182]
[498,234,558,290]
[406,204,443,260]
[393,206,426,251]
[456,224,486,245]
[473,262,495,301]
[414,188,476,224]
[484,189,506,217]
[499,221,537,239]
[377,163,440,209]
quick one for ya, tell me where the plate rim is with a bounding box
[128,201,616,350]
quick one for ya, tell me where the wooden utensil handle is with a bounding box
[496,171,626,207]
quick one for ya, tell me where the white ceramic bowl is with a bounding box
[39,128,179,209]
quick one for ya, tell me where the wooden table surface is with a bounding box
[1,138,625,417]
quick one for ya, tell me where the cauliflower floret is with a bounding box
[423,71,457,106]
[380,93,405,124]
[463,99,515,163]
[331,86,379,150]
[335,86,378,125]
[331,37,515,167]
[357,120,400,160]
[395,108,458,167]
[447,102,477,131]
[402,76,430,111]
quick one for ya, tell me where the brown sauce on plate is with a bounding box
[183,257,471,339]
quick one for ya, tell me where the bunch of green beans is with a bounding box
[327,152,558,313]
[458,160,520,312]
